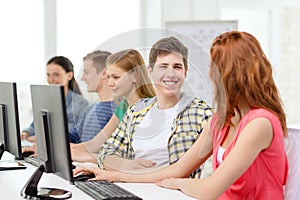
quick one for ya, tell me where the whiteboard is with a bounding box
[165,21,238,105]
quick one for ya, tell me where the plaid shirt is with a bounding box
[98,94,212,178]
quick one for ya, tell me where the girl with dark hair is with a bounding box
[21,56,89,141]
[46,56,82,95]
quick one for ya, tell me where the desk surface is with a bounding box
[0,152,195,200]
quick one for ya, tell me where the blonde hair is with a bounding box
[106,49,156,98]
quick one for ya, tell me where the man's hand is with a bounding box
[73,167,117,182]
[104,155,157,171]
[125,158,157,170]
[22,143,37,157]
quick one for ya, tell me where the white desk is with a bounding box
[0,152,195,200]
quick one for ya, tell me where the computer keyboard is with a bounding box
[24,156,76,169]
[24,156,39,167]
[75,180,143,200]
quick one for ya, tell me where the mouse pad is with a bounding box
[0,160,27,171]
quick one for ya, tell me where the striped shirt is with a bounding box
[69,100,117,143]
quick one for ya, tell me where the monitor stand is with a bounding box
[0,142,4,159]
[21,165,72,199]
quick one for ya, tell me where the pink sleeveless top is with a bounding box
[211,108,288,200]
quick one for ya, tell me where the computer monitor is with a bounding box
[21,85,73,199]
[0,82,23,160]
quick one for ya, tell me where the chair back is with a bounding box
[284,127,300,200]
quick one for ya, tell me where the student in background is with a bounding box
[93,36,211,176]
[68,50,117,143]
[71,49,156,163]
[21,56,89,141]
[75,31,288,200]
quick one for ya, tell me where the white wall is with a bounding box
[141,0,300,126]
[1,0,299,128]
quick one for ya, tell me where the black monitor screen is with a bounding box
[21,85,73,199]
[0,82,22,160]
[31,84,73,182]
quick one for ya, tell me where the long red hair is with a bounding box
[209,31,287,136]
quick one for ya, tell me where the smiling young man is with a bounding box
[97,37,212,178]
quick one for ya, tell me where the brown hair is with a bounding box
[106,49,156,98]
[148,36,188,70]
[209,31,287,136]
[83,50,111,73]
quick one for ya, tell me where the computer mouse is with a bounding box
[73,173,95,182]
[22,151,34,158]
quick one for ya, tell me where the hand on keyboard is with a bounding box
[22,144,37,157]
[73,166,113,182]
[73,167,143,199]
[73,173,95,182]
[22,151,34,158]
